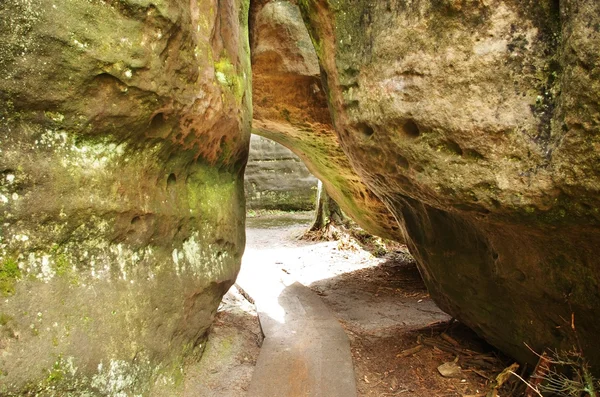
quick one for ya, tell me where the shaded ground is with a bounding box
[311,255,511,396]
[205,212,515,396]
[182,287,262,397]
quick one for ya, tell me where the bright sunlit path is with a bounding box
[237,214,359,397]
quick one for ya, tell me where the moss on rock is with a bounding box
[0,0,252,394]
[297,0,600,373]
[0,258,20,296]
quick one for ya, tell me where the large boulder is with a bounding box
[298,0,600,368]
[0,0,250,394]
[250,0,402,240]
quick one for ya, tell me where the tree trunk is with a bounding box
[310,181,345,232]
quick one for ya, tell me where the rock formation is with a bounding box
[297,0,600,369]
[3,0,600,391]
[0,0,250,394]
[245,134,318,211]
[250,0,403,240]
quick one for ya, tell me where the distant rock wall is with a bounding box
[245,135,318,211]
[298,0,600,370]
[0,0,250,394]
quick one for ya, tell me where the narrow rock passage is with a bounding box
[235,212,500,396]
[237,214,357,397]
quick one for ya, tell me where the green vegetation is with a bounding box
[46,358,65,384]
[0,258,21,296]
[51,251,79,286]
[246,208,305,218]
[214,56,245,103]
[53,254,69,277]
[0,313,12,326]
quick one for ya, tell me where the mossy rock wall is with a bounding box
[0,0,251,394]
[298,0,600,370]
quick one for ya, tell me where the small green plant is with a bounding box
[513,313,598,397]
[535,350,598,397]
[0,313,12,326]
[0,258,21,296]
[46,356,66,384]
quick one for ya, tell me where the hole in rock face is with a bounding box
[131,216,141,225]
[396,154,410,170]
[148,113,172,138]
[403,119,420,138]
[356,123,375,139]
[93,72,123,86]
[442,140,463,156]
[150,113,165,129]
[167,173,177,187]
[464,149,484,160]
[87,73,129,97]
[413,164,425,173]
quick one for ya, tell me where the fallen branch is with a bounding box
[396,344,424,358]
[510,370,543,397]
[466,368,491,380]
[441,333,460,347]
[234,283,255,304]
[421,337,467,357]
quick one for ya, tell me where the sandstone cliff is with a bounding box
[250,0,403,240]
[298,0,600,369]
[0,0,250,394]
[245,134,318,211]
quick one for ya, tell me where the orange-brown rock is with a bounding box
[250,0,402,240]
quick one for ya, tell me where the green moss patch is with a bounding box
[0,258,21,296]
[215,56,245,103]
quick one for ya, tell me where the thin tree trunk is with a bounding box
[310,181,345,232]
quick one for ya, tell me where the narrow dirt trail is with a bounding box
[196,213,508,396]
[239,214,448,338]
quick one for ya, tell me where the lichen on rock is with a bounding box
[0,0,251,394]
[297,0,600,372]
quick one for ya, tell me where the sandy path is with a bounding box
[192,214,504,396]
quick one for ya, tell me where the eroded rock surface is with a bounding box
[0,0,250,394]
[245,134,318,211]
[298,0,600,368]
[250,0,402,240]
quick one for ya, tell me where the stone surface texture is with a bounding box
[245,134,318,211]
[250,0,402,240]
[298,0,600,369]
[0,0,251,394]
